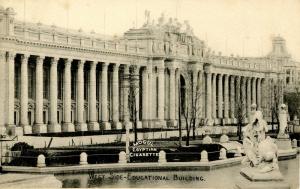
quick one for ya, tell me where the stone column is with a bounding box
[7,52,17,133]
[241,77,246,122]
[223,74,229,123]
[217,74,223,120]
[157,65,166,127]
[112,63,122,129]
[230,76,235,122]
[88,61,99,131]
[62,58,75,132]
[246,78,251,120]
[168,67,177,127]
[142,66,149,128]
[192,70,198,125]
[48,57,61,133]
[252,78,256,105]
[33,56,47,133]
[198,71,204,119]
[212,73,217,120]
[133,66,142,129]
[257,78,261,109]
[0,51,6,135]
[206,72,212,125]
[147,65,153,127]
[20,54,31,134]
[235,76,241,124]
[75,60,87,131]
[101,63,110,130]
[123,65,130,123]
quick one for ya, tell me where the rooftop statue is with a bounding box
[242,111,279,173]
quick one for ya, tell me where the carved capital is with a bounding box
[78,60,85,69]
[90,61,97,70]
[20,54,29,64]
[36,56,44,65]
[50,57,59,65]
[101,62,109,71]
[64,58,72,67]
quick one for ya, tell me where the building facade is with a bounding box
[0,7,293,136]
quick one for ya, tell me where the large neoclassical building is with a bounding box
[0,7,296,136]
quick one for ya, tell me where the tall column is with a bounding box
[62,58,75,132]
[197,71,204,119]
[133,66,142,128]
[88,61,99,131]
[246,78,251,120]
[241,77,246,122]
[168,67,177,127]
[142,66,149,128]
[157,65,166,126]
[112,63,122,129]
[20,54,31,134]
[48,57,61,133]
[75,60,87,131]
[217,74,223,119]
[252,78,256,105]
[0,51,6,135]
[147,65,153,127]
[101,63,110,130]
[123,65,130,123]
[7,52,15,129]
[223,74,229,122]
[230,76,235,121]
[192,70,198,125]
[33,56,47,133]
[212,73,217,119]
[257,78,261,109]
[206,72,212,125]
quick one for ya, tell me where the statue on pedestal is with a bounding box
[278,104,289,138]
[242,111,279,173]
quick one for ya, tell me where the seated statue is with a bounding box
[242,111,279,173]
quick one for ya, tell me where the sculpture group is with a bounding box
[242,110,279,173]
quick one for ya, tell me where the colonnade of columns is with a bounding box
[205,73,266,125]
[3,52,283,135]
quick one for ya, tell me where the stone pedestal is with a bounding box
[33,124,47,134]
[88,122,100,131]
[136,121,143,129]
[235,167,290,189]
[75,123,88,132]
[158,150,166,163]
[167,120,177,128]
[37,154,46,168]
[7,126,23,136]
[80,152,88,165]
[101,122,111,130]
[62,123,75,132]
[275,137,297,159]
[48,124,61,133]
[142,120,149,128]
[113,122,122,130]
[23,125,32,134]
[214,118,221,125]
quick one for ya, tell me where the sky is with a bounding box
[1,0,300,61]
